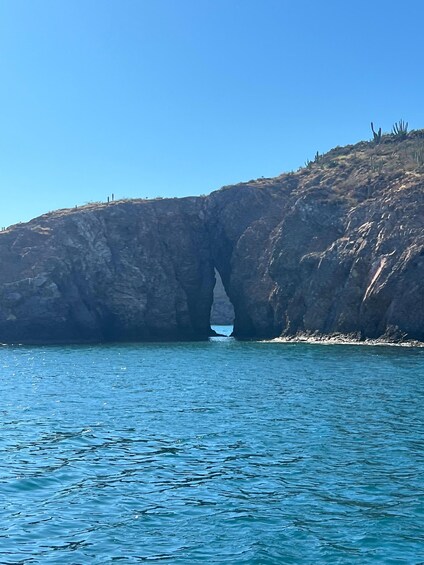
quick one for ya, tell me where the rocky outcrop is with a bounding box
[1,131,424,343]
[0,198,215,343]
[217,133,424,341]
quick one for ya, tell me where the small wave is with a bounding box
[263,334,424,348]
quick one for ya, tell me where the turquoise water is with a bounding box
[1,327,424,564]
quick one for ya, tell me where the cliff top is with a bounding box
[218,127,424,210]
[3,126,424,232]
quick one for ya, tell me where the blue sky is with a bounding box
[1,0,423,227]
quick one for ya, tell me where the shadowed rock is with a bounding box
[0,198,215,343]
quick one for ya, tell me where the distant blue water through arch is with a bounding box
[1,334,424,563]
[211,324,234,338]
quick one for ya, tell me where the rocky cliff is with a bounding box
[0,198,215,343]
[1,131,423,343]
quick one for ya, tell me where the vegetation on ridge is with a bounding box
[392,119,409,139]
[300,123,424,178]
[3,122,423,230]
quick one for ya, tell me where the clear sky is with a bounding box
[1,0,423,227]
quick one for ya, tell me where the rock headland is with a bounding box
[1,131,423,343]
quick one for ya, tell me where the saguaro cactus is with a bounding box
[371,122,382,144]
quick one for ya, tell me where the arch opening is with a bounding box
[210,269,234,336]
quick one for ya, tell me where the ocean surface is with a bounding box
[1,326,424,564]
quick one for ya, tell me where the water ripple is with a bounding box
[1,338,424,563]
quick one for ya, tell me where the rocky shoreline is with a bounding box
[266,333,424,348]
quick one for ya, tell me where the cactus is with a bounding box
[369,155,384,174]
[371,122,382,144]
[392,119,408,139]
[304,151,323,168]
[413,145,424,167]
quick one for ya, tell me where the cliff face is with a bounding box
[1,132,424,343]
[221,133,424,341]
[0,198,215,343]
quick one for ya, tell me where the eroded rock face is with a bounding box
[1,133,424,343]
[214,136,424,341]
[0,198,215,343]
[229,179,424,341]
